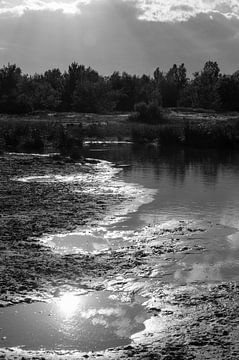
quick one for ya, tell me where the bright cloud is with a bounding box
[1,0,239,22]
[0,0,239,76]
[133,0,239,22]
[0,0,89,16]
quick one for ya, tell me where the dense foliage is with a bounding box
[1,61,239,114]
[129,102,164,124]
[0,119,84,159]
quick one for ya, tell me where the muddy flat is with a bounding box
[1,145,239,359]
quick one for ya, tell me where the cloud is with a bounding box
[0,0,88,16]
[0,0,239,76]
[133,0,239,22]
[170,5,194,13]
[1,0,239,22]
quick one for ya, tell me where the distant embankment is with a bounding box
[1,109,239,155]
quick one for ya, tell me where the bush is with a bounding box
[129,102,164,124]
[0,119,83,157]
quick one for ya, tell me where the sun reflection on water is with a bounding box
[57,293,81,317]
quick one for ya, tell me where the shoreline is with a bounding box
[1,152,239,359]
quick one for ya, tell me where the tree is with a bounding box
[72,79,116,113]
[215,74,239,111]
[189,61,221,109]
[153,64,187,107]
[0,64,22,113]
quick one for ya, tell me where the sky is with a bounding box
[0,0,239,76]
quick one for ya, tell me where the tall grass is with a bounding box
[129,102,164,125]
[130,120,239,148]
[0,119,83,158]
[1,115,239,154]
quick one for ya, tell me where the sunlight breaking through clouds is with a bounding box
[134,0,239,22]
[1,0,239,21]
[0,0,89,16]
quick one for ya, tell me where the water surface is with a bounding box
[0,291,148,352]
[5,144,239,352]
[83,144,239,282]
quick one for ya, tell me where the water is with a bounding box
[25,144,239,281]
[0,291,148,352]
[84,144,239,229]
[82,144,239,282]
[6,144,239,352]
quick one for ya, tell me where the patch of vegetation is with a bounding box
[0,119,83,158]
[130,119,239,148]
[129,102,164,124]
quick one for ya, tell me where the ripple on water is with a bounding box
[0,291,149,352]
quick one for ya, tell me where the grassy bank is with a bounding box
[0,117,83,158]
[1,109,239,153]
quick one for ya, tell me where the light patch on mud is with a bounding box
[227,232,239,249]
[131,314,178,346]
[14,159,120,184]
[97,186,157,226]
[220,213,239,230]
[41,232,109,254]
[15,158,157,226]
[174,263,223,282]
[7,152,60,158]
[128,219,211,245]
[17,159,157,253]
[84,141,133,145]
[14,160,156,224]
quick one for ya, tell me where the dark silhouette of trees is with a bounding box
[153,64,187,107]
[0,64,22,113]
[179,61,221,109]
[0,60,239,114]
[214,72,239,111]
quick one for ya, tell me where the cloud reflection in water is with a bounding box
[55,291,148,341]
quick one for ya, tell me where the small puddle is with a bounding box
[0,291,148,352]
[44,232,109,254]
[227,231,239,249]
[170,224,239,283]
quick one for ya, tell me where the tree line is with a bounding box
[0,61,239,114]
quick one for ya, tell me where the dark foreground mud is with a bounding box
[0,154,239,359]
[0,154,127,305]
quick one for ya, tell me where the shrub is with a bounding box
[129,102,164,124]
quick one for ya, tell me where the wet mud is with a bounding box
[0,153,239,359]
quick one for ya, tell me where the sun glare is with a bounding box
[57,293,80,317]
